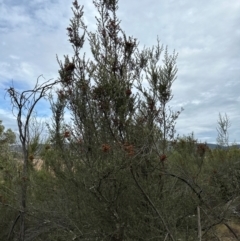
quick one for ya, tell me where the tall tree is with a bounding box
[4,1,239,240]
[47,0,181,240]
[6,76,57,241]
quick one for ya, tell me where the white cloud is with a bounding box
[0,0,239,144]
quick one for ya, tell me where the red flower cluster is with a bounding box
[102,144,111,152]
[29,155,34,161]
[64,131,70,138]
[160,154,167,162]
[197,143,209,157]
[126,89,132,96]
[124,143,135,157]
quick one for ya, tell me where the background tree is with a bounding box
[0,120,18,240]
[0,120,16,145]
[6,76,57,240]
[216,113,231,147]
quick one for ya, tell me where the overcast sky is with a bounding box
[0,0,239,144]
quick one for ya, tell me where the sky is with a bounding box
[0,0,239,144]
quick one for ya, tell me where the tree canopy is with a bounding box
[2,1,240,240]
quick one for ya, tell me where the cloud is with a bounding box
[0,0,239,144]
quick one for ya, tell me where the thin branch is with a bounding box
[130,167,176,241]
[223,222,239,240]
[8,214,20,240]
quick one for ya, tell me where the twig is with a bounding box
[223,222,239,240]
[130,167,176,241]
[8,214,20,240]
[197,206,202,241]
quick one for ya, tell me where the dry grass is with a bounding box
[14,157,44,171]
[204,219,240,241]
[32,158,44,170]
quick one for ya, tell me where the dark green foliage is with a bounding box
[2,1,240,240]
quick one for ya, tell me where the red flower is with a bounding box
[124,143,135,156]
[160,154,167,162]
[64,131,70,138]
[58,90,65,99]
[65,63,75,72]
[126,89,132,96]
[102,144,111,152]
[29,155,34,161]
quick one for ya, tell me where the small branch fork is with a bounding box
[130,166,176,241]
[6,75,58,241]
